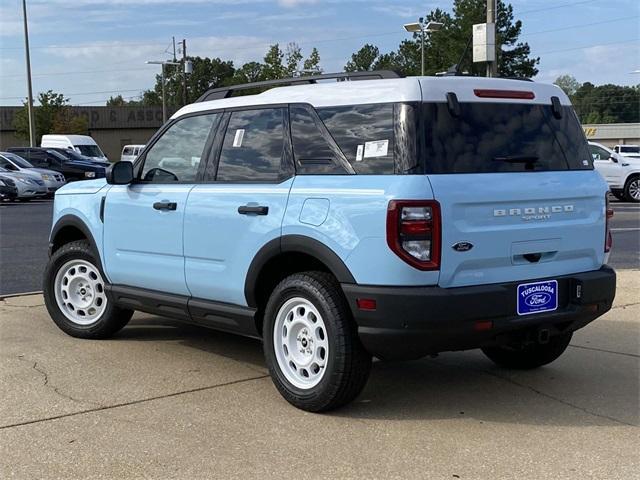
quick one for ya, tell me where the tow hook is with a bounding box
[537,328,550,344]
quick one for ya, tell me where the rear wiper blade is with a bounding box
[492,155,539,163]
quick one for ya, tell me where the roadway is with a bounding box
[0,197,638,297]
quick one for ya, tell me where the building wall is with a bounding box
[0,106,176,162]
[583,123,640,148]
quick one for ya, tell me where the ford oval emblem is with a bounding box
[452,241,474,252]
[524,293,552,307]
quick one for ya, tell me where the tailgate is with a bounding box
[429,171,607,288]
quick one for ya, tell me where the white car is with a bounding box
[613,144,640,159]
[589,141,640,202]
[120,144,145,162]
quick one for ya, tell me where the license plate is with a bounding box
[517,280,558,316]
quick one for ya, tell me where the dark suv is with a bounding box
[8,147,105,181]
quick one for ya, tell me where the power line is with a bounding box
[538,38,638,55]
[517,0,599,16]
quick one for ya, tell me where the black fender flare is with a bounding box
[244,235,356,308]
[49,215,103,270]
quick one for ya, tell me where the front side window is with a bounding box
[141,113,218,182]
[216,108,286,182]
[316,103,395,174]
[75,145,103,157]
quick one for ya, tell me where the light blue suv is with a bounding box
[44,72,616,411]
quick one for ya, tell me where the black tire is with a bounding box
[43,240,133,339]
[481,332,573,370]
[263,271,372,412]
[623,176,640,203]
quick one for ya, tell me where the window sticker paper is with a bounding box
[233,129,245,147]
[364,139,388,158]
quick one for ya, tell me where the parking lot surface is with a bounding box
[1,270,638,479]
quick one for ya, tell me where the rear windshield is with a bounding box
[422,103,592,174]
[75,144,103,157]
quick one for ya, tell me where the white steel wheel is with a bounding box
[273,297,329,390]
[54,259,107,325]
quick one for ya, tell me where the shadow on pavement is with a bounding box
[113,315,639,428]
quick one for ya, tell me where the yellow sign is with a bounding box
[583,127,597,137]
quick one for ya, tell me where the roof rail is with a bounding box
[195,70,401,103]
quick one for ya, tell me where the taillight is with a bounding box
[386,200,441,270]
[605,195,614,253]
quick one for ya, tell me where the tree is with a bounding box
[13,90,86,144]
[106,94,141,106]
[346,0,539,78]
[303,48,322,74]
[572,82,640,124]
[344,44,381,72]
[136,56,235,107]
[554,74,581,99]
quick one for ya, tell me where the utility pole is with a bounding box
[486,0,497,77]
[21,0,35,146]
[182,39,187,105]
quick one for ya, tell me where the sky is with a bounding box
[0,0,638,106]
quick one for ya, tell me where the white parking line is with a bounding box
[611,227,640,232]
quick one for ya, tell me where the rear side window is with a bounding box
[316,104,395,174]
[422,103,592,174]
[216,108,286,182]
[290,106,346,175]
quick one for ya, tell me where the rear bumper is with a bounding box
[342,266,616,360]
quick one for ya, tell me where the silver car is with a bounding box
[0,166,47,200]
[0,151,66,195]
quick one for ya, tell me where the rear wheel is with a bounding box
[43,240,133,339]
[481,332,572,370]
[623,176,640,202]
[263,272,371,412]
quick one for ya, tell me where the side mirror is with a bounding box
[610,155,619,164]
[106,161,134,185]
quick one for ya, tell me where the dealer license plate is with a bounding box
[517,280,558,316]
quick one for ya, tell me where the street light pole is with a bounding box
[403,20,443,76]
[160,63,166,123]
[21,0,35,147]
[420,18,425,76]
[146,60,180,124]
[486,0,497,77]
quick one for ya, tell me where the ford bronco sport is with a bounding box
[44,71,616,412]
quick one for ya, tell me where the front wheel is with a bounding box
[43,240,133,339]
[263,272,372,412]
[481,332,572,370]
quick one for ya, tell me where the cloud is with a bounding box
[278,0,318,6]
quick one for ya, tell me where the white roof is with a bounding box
[41,134,97,145]
[173,76,571,120]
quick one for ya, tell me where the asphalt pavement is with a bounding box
[0,197,638,296]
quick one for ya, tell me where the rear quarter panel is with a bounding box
[283,175,440,286]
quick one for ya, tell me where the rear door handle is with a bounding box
[238,205,269,215]
[153,201,177,211]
